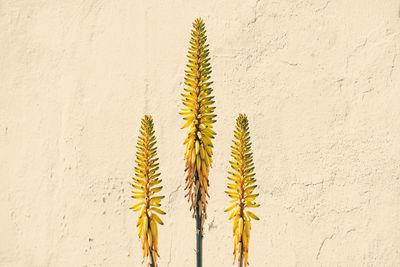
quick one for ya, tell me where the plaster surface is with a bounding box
[1,1,400,266]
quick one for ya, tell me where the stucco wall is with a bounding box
[1,1,400,266]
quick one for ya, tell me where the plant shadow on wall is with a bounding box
[129,18,259,267]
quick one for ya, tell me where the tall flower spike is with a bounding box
[130,115,165,267]
[225,114,259,267]
[180,18,216,226]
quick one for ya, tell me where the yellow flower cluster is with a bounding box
[180,18,216,226]
[225,114,260,266]
[131,115,165,267]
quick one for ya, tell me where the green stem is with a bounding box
[238,241,243,267]
[195,172,203,267]
[149,255,155,267]
[147,216,156,267]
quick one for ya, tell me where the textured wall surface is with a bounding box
[1,1,400,266]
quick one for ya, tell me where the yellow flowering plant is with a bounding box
[225,114,259,267]
[130,115,165,267]
[180,18,216,266]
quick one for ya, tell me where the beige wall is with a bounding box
[1,1,400,266]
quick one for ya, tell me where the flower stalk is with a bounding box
[130,115,165,267]
[225,114,260,267]
[180,18,216,267]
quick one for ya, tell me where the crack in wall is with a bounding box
[316,233,335,260]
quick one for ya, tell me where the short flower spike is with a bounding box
[130,115,165,267]
[180,18,216,226]
[225,114,259,266]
